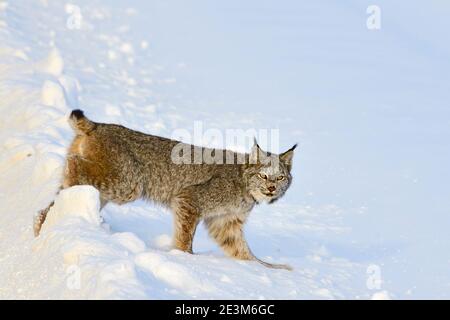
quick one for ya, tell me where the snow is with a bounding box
[0,0,449,299]
[37,48,64,77]
[371,291,392,300]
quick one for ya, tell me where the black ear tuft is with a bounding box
[289,143,298,152]
[250,138,265,164]
[71,109,85,120]
[253,137,260,149]
[279,143,297,169]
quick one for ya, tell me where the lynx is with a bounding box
[34,110,297,270]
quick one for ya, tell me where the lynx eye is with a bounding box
[258,173,268,180]
[277,175,285,181]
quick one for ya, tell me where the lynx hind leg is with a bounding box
[34,152,116,237]
[64,154,142,205]
[34,185,64,237]
[34,201,54,237]
[205,215,292,271]
[171,192,200,253]
[100,197,109,210]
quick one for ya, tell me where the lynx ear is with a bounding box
[279,144,297,169]
[249,139,263,164]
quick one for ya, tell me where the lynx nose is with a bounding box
[267,186,276,192]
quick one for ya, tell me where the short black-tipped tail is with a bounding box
[69,109,95,134]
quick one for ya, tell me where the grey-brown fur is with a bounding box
[34,110,296,270]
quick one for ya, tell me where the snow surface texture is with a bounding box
[0,0,449,299]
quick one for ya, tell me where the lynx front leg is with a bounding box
[171,193,200,253]
[204,215,253,260]
[205,215,292,271]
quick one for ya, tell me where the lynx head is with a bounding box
[245,141,297,204]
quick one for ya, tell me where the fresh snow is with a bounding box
[0,0,449,299]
